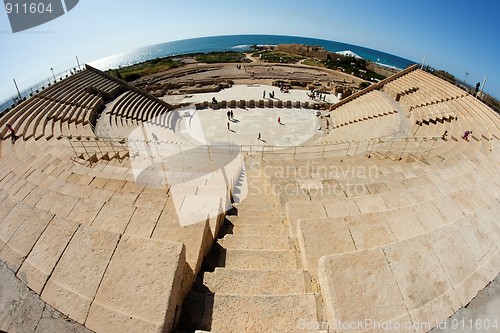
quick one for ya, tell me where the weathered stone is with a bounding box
[318,248,411,331]
[212,268,306,295]
[41,226,120,324]
[86,235,185,333]
[344,213,395,249]
[0,209,53,273]
[211,294,318,333]
[17,216,79,294]
[297,218,355,271]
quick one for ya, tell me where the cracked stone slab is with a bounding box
[318,247,412,332]
[41,226,120,324]
[86,235,185,333]
[0,261,93,333]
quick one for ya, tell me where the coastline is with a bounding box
[88,35,415,72]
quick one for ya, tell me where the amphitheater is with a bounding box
[0,59,499,333]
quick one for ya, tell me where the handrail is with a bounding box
[67,135,441,165]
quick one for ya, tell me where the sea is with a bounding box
[89,34,415,71]
[1,35,415,113]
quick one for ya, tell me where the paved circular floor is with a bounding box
[179,107,321,147]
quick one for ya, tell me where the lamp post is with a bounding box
[50,67,56,82]
[463,72,469,87]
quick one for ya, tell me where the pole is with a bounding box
[385,139,395,159]
[463,73,469,87]
[76,56,81,70]
[479,76,488,95]
[421,55,426,70]
[13,79,22,101]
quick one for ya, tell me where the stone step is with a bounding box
[212,268,306,295]
[218,234,290,251]
[221,224,288,236]
[233,204,280,217]
[226,215,283,226]
[224,249,297,270]
[211,294,318,333]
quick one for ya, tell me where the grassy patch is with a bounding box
[194,51,248,63]
[302,59,325,68]
[108,57,182,81]
[252,50,305,64]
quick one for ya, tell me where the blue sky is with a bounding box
[1,0,499,100]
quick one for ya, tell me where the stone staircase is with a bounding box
[177,159,321,333]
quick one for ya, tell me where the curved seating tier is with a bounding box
[0,63,499,333]
[384,69,467,109]
[318,90,403,142]
[0,68,129,142]
[108,90,170,126]
[0,133,241,333]
[264,140,499,330]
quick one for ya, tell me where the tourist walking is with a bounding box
[227,110,231,120]
[263,91,266,99]
[258,132,261,140]
[230,110,234,119]
[278,117,281,124]
[5,124,19,143]
[227,122,230,131]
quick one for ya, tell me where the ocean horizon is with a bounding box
[1,35,416,112]
[89,34,416,72]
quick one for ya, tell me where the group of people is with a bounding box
[308,90,327,101]
[263,90,276,99]
[263,90,277,99]
[442,130,473,141]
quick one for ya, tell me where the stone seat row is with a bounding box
[317,197,499,332]
[269,147,496,213]
[384,69,466,108]
[0,138,231,276]
[0,191,185,333]
[0,138,244,332]
[39,68,122,102]
[0,90,103,142]
[291,178,498,264]
[108,91,170,126]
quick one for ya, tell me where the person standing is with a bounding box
[278,117,281,124]
[5,124,19,143]
[258,132,261,140]
[230,110,234,119]
[227,110,231,120]
[263,90,266,99]
[227,122,230,131]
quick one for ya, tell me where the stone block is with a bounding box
[383,235,461,324]
[86,236,185,333]
[0,209,53,273]
[17,216,79,294]
[298,217,356,271]
[318,248,411,331]
[344,213,396,249]
[41,226,120,324]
